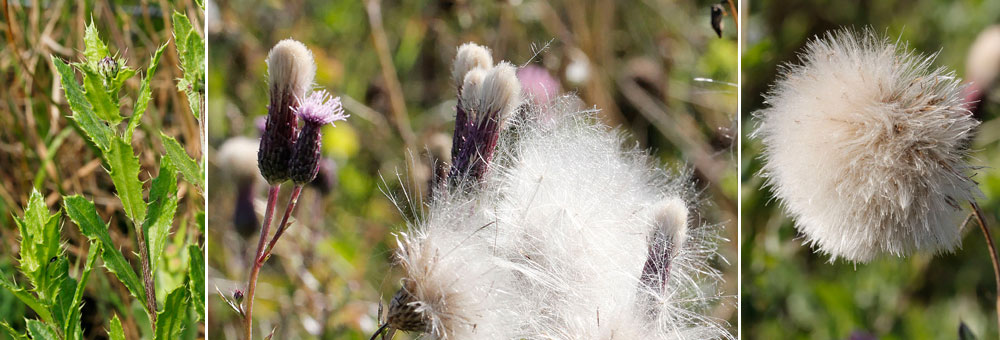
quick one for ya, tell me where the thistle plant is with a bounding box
[371,43,732,340]
[229,39,348,340]
[753,27,996,329]
[0,14,205,339]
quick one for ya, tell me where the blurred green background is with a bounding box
[0,0,204,338]
[742,0,1000,339]
[206,0,738,338]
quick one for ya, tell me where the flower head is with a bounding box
[259,39,317,184]
[267,39,316,98]
[452,43,493,89]
[753,28,981,262]
[97,56,120,82]
[517,65,561,107]
[449,59,521,187]
[292,90,348,126]
[390,94,731,340]
[967,25,1000,90]
[288,91,347,185]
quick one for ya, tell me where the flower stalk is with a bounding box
[242,40,347,340]
[243,184,280,340]
[972,201,1000,334]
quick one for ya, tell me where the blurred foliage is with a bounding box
[206,0,738,338]
[0,0,204,339]
[742,0,1000,339]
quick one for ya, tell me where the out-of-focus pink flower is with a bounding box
[517,65,561,107]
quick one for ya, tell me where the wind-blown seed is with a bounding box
[753,28,981,262]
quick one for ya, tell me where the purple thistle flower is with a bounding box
[258,39,315,184]
[288,91,348,184]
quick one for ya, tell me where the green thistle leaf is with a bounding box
[63,195,149,315]
[106,137,147,224]
[160,133,203,190]
[52,56,113,151]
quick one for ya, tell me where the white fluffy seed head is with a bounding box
[217,136,263,183]
[452,43,494,88]
[459,67,487,110]
[460,61,521,122]
[393,95,731,339]
[267,39,316,99]
[653,197,689,251]
[753,28,981,263]
[967,25,1000,89]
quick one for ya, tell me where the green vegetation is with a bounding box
[0,2,204,339]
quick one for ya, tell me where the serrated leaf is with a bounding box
[106,137,147,224]
[160,133,203,190]
[127,43,168,141]
[63,196,148,313]
[110,64,137,95]
[14,189,62,291]
[83,20,108,67]
[80,65,122,124]
[172,11,204,119]
[43,258,74,329]
[171,11,193,44]
[182,79,203,119]
[0,272,52,324]
[153,286,189,340]
[108,315,125,340]
[0,322,27,340]
[63,242,100,340]
[187,245,205,321]
[146,158,178,274]
[53,56,113,150]
[25,320,58,340]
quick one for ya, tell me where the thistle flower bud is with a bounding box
[288,91,348,185]
[97,56,119,82]
[449,61,521,186]
[218,137,263,237]
[386,283,430,333]
[452,43,493,89]
[967,25,1000,90]
[640,197,689,293]
[259,39,316,184]
[753,28,981,262]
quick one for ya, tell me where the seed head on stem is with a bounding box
[259,39,315,184]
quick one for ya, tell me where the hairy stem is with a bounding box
[972,201,1000,336]
[135,220,158,328]
[244,185,281,340]
[261,185,303,262]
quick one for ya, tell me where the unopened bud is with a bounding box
[98,56,119,84]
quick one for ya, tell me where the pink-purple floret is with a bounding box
[293,90,349,126]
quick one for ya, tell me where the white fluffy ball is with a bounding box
[753,28,981,262]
